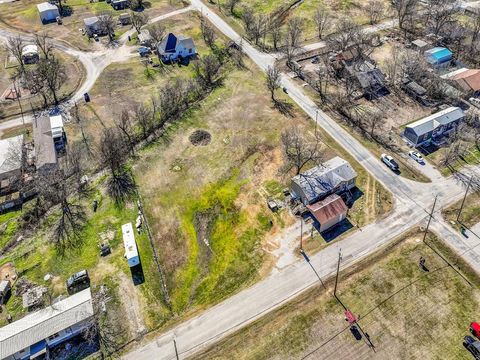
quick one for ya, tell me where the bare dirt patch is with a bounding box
[0,262,17,282]
[117,271,147,338]
[189,129,212,146]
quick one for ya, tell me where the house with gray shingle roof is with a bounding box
[157,33,196,62]
[290,157,357,205]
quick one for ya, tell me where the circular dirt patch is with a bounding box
[189,130,212,146]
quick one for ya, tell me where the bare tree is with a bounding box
[470,14,480,51]
[393,0,418,31]
[265,65,281,103]
[426,0,456,36]
[131,11,149,33]
[365,0,385,25]
[22,68,49,107]
[115,108,136,155]
[242,6,267,45]
[226,0,241,14]
[98,12,116,42]
[281,126,325,175]
[200,16,217,48]
[329,17,362,53]
[37,57,66,105]
[269,21,282,51]
[5,36,25,73]
[194,54,223,88]
[83,285,128,356]
[313,6,332,39]
[98,128,136,203]
[38,170,86,255]
[34,32,53,60]
[149,23,166,44]
[133,102,154,140]
[286,17,303,48]
[71,103,94,157]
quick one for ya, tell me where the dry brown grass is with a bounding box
[195,231,480,360]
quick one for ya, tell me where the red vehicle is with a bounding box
[471,322,480,339]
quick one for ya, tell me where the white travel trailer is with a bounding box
[122,222,139,267]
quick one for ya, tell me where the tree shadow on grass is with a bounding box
[274,99,294,117]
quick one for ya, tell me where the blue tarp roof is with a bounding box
[425,47,452,64]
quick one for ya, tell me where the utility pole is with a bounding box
[333,249,342,298]
[423,195,438,243]
[457,176,472,222]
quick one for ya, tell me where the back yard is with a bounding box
[195,230,480,360]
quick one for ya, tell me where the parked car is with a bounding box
[381,153,399,171]
[464,335,480,359]
[56,16,62,25]
[66,270,90,295]
[471,322,480,339]
[84,92,90,102]
[408,150,424,164]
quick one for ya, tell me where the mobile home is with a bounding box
[122,222,139,267]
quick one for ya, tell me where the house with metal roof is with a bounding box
[290,157,357,205]
[157,33,197,62]
[403,106,464,147]
[33,116,58,174]
[425,47,453,67]
[0,288,94,360]
[307,194,348,232]
[37,2,60,24]
[442,68,480,94]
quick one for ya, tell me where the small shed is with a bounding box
[307,194,348,232]
[37,2,60,24]
[21,45,39,64]
[119,12,131,25]
[425,47,453,66]
[111,0,129,10]
[411,39,429,51]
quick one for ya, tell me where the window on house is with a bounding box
[48,333,60,341]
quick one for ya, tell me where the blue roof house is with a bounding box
[425,47,453,67]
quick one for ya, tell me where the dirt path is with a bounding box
[117,270,147,338]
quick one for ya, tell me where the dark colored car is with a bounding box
[84,92,91,102]
[66,270,90,295]
[464,335,480,359]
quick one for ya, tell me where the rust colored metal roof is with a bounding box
[453,69,480,92]
[307,194,347,225]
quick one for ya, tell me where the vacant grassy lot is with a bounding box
[196,230,480,360]
[210,0,392,44]
[0,0,186,50]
